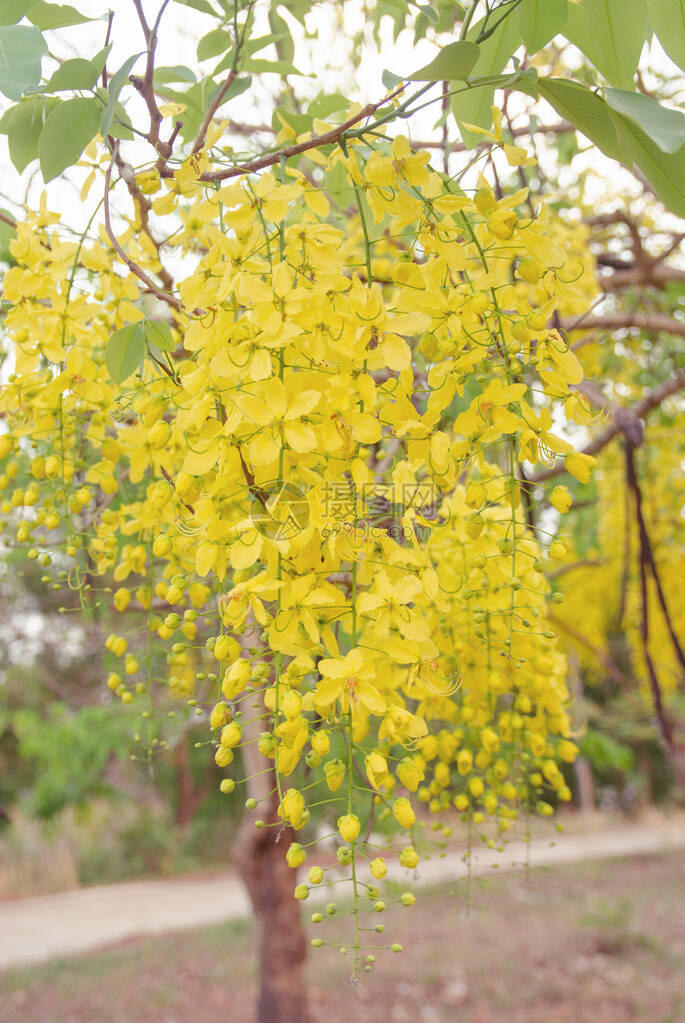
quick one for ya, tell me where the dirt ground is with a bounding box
[2,853,684,1023]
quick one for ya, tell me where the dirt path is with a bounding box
[1,820,683,971]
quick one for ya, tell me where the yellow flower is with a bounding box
[315,648,385,721]
[365,751,388,789]
[550,486,573,513]
[280,788,306,829]
[324,758,346,792]
[220,722,242,748]
[565,451,596,484]
[396,756,424,792]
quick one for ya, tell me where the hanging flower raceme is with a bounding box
[0,121,602,972]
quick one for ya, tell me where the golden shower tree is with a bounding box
[0,2,684,1020]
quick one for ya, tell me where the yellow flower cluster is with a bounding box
[0,124,599,962]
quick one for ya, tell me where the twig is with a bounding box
[625,444,676,751]
[564,312,685,344]
[111,147,176,295]
[160,86,408,184]
[103,148,180,311]
[625,442,685,678]
[131,0,171,150]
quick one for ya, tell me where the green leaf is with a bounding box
[562,1,605,71]
[0,209,17,263]
[382,68,403,90]
[0,95,57,171]
[245,31,291,58]
[212,34,287,75]
[0,0,36,26]
[108,101,134,140]
[174,0,217,13]
[517,0,567,53]
[268,7,294,64]
[272,106,313,135]
[38,96,99,181]
[45,57,99,91]
[406,40,480,81]
[91,44,112,75]
[197,27,230,61]
[241,57,303,75]
[645,0,685,71]
[106,324,146,384]
[585,0,647,88]
[605,88,685,153]
[307,92,349,118]
[453,13,521,146]
[154,65,197,85]
[416,3,438,23]
[609,109,685,216]
[27,0,91,29]
[100,53,141,137]
[278,0,309,26]
[537,78,621,160]
[0,24,47,100]
[144,320,174,351]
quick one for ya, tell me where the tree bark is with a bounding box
[234,620,311,1023]
[235,789,311,1023]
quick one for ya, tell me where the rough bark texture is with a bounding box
[234,631,311,1023]
[235,791,310,1023]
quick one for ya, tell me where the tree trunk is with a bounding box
[236,793,310,1023]
[234,628,311,1023]
[174,737,211,831]
[235,789,311,1023]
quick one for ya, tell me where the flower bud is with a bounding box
[392,797,415,829]
[337,813,361,844]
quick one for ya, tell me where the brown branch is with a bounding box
[111,147,176,295]
[625,443,677,750]
[409,121,574,152]
[617,477,631,629]
[160,86,407,184]
[564,312,685,345]
[104,148,180,311]
[192,70,239,154]
[625,442,685,679]
[600,264,685,292]
[131,0,171,150]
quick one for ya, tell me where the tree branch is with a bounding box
[563,312,685,345]
[104,148,180,311]
[160,85,407,184]
[531,372,685,483]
